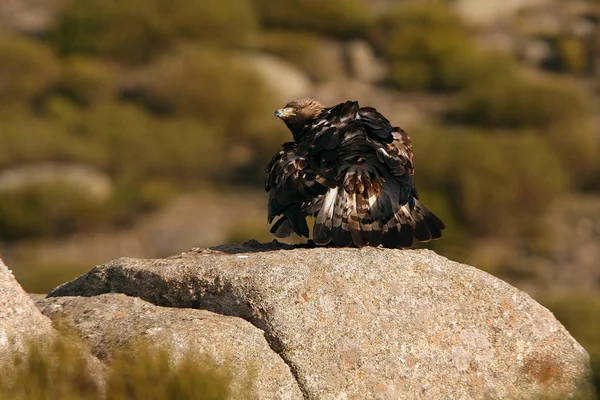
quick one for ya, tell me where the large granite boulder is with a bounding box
[36,293,303,400]
[47,241,593,399]
[0,256,55,370]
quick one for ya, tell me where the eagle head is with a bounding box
[275,99,325,137]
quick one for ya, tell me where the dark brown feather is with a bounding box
[266,99,444,247]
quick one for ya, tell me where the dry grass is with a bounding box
[0,335,238,400]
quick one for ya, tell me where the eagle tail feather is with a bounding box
[270,216,294,238]
[313,166,445,248]
[313,187,337,245]
[278,204,309,238]
[411,200,445,241]
[330,187,352,247]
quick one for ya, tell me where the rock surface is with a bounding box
[48,241,593,399]
[0,256,55,370]
[36,293,303,400]
[1,257,105,388]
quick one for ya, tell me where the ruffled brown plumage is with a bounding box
[266,99,445,248]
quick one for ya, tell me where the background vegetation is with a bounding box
[0,0,599,395]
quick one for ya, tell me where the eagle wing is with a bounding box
[359,106,414,178]
[265,141,333,238]
[265,102,359,238]
[360,107,445,246]
[312,103,444,248]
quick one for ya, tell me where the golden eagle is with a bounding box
[265,99,445,248]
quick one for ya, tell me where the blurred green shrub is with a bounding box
[387,60,432,91]
[139,46,268,125]
[556,37,587,75]
[257,30,341,82]
[447,72,592,129]
[0,36,60,104]
[0,337,234,400]
[58,56,118,105]
[252,0,372,38]
[0,102,224,184]
[0,114,93,169]
[545,122,599,190]
[373,2,486,91]
[0,182,108,241]
[540,294,600,394]
[0,101,228,240]
[135,46,284,159]
[138,46,257,120]
[97,178,177,230]
[48,0,258,64]
[256,0,371,38]
[72,102,224,181]
[412,127,567,237]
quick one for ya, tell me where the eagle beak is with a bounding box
[275,107,295,119]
